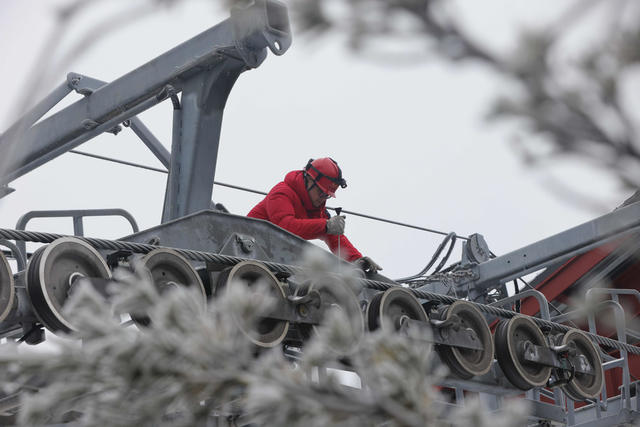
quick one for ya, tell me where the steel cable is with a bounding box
[68,150,470,240]
[3,228,639,355]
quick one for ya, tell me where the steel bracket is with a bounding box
[266,290,323,324]
[400,317,485,351]
[236,235,256,254]
[521,341,595,376]
[106,249,134,269]
[230,0,292,68]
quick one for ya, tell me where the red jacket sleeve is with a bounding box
[265,192,327,240]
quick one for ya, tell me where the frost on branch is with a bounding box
[0,258,527,426]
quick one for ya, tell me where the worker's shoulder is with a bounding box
[268,180,296,197]
[266,170,304,200]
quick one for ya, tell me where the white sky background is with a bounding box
[0,0,629,280]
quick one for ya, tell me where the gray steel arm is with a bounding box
[128,118,171,169]
[0,82,72,146]
[3,93,163,184]
[468,201,640,295]
[66,72,172,169]
[161,61,242,222]
[0,0,291,189]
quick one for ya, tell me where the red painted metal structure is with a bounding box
[520,231,640,404]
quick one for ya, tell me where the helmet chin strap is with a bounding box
[304,175,323,207]
[304,173,318,192]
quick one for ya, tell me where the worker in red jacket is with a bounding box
[248,158,382,273]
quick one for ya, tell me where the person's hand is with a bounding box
[326,215,346,235]
[356,256,382,273]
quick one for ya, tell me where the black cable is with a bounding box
[70,150,269,196]
[325,208,470,241]
[394,232,458,282]
[68,150,469,240]
[211,181,268,197]
[434,234,457,273]
[70,150,166,173]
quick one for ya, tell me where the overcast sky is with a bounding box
[0,0,629,279]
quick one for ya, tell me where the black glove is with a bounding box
[356,256,382,273]
[326,215,346,235]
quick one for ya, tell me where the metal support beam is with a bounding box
[0,81,72,145]
[161,60,244,222]
[128,118,171,169]
[66,73,172,169]
[466,201,640,298]
[0,186,14,200]
[0,0,291,190]
[1,84,170,185]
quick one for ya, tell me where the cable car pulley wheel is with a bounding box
[26,237,111,333]
[366,287,428,332]
[296,277,364,355]
[494,315,552,390]
[560,329,604,401]
[431,301,494,379]
[0,252,15,323]
[133,248,207,325]
[217,260,289,348]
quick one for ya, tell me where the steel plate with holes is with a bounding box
[26,237,111,333]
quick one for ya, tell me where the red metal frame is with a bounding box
[518,237,640,404]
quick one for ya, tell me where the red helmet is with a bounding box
[304,158,347,197]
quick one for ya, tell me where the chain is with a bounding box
[3,227,639,355]
[404,269,477,287]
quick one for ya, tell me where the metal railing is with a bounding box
[15,208,138,259]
